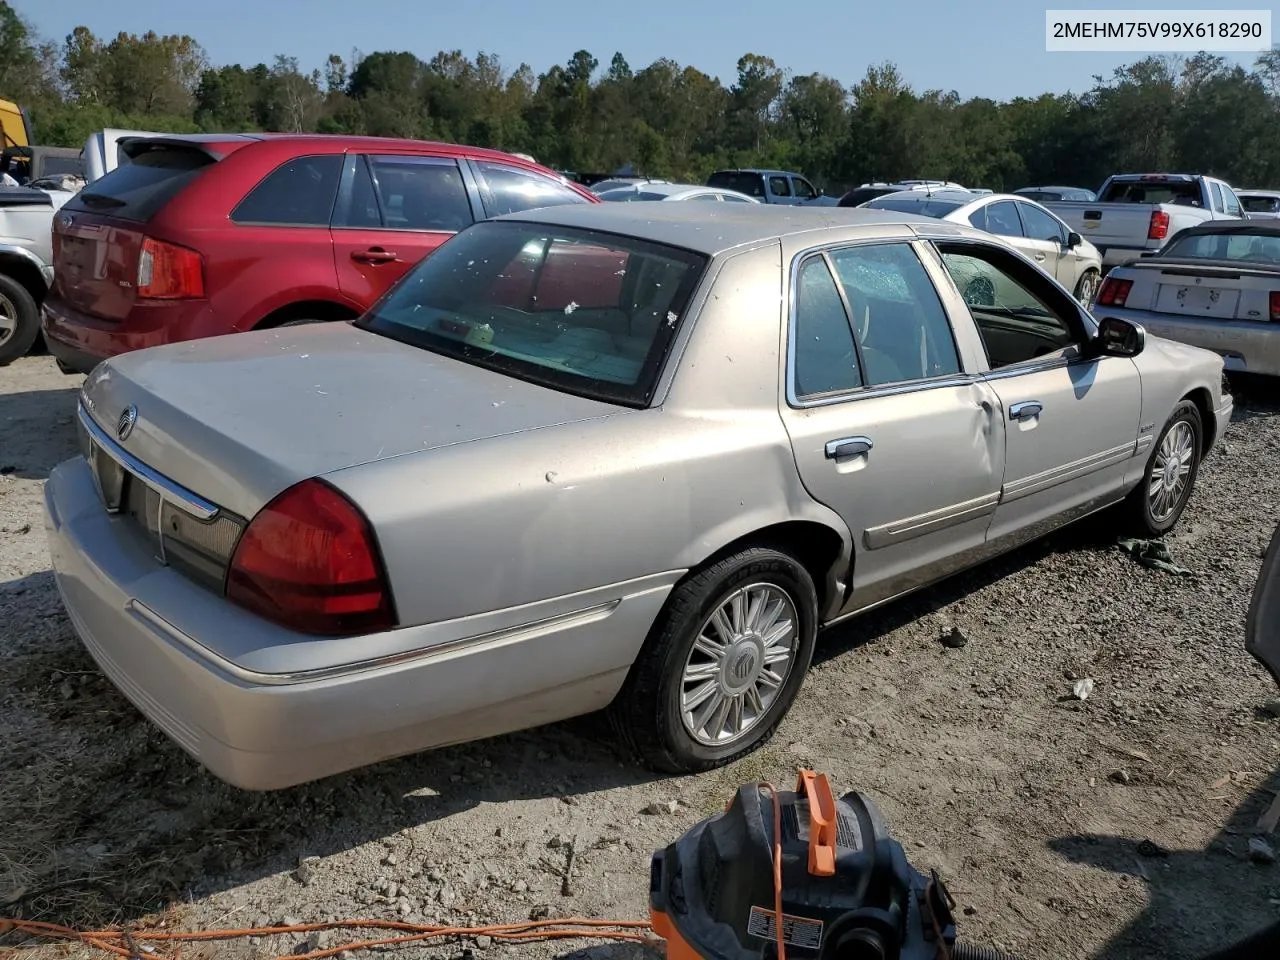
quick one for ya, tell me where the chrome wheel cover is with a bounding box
[679,582,799,746]
[1149,420,1195,522]
[0,291,16,345]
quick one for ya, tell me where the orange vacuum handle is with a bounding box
[796,770,837,877]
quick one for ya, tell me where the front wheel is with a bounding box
[609,547,818,773]
[1074,269,1100,310]
[1120,400,1203,537]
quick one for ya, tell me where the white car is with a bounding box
[596,182,761,204]
[859,190,1104,307]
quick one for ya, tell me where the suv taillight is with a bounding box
[226,479,396,636]
[138,237,205,299]
[1096,276,1133,307]
[1148,210,1170,241]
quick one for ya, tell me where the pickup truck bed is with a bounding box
[1044,174,1243,270]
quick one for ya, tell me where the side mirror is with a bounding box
[1066,231,1083,249]
[1088,316,1145,359]
[1248,524,1280,687]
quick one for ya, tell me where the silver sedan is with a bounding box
[1096,220,1280,377]
[46,204,1231,789]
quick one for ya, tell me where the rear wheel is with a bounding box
[609,547,818,773]
[1120,400,1203,537]
[1074,269,1100,310]
[0,274,41,366]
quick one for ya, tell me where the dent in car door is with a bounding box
[777,241,1005,613]
[934,241,1140,545]
[330,154,473,308]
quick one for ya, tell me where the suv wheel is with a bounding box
[0,275,40,366]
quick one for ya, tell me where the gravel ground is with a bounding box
[2,354,1279,960]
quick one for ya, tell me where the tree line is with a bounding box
[3,1,1279,193]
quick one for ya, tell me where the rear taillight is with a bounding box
[226,479,396,636]
[137,237,205,299]
[1270,291,1280,321]
[1096,276,1133,307]
[1148,210,1170,241]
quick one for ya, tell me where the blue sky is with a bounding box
[23,0,1268,100]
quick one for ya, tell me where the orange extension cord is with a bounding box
[0,782,790,960]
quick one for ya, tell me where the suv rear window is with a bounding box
[359,219,708,407]
[65,145,215,223]
[707,172,766,199]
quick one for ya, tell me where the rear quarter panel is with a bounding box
[150,140,353,333]
[322,244,853,628]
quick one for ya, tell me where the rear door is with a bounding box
[51,142,218,320]
[767,174,794,205]
[330,153,474,308]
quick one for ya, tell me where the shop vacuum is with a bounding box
[650,771,1015,960]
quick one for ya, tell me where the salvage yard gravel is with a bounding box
[2,355,1279,960]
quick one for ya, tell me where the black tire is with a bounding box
[1119,399,1203,537]
[1074,269,1100,310]
[0,273,41,366]
[609,547,819,773]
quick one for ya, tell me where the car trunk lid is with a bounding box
[78,322,625,521]
[1119,259,1279,322]
[50,139,231,321]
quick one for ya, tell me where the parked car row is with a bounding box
[46,199,1232,789]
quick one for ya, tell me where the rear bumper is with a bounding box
[41,295,221,372]
[44,457,670,790]
[1102,306,1280,378]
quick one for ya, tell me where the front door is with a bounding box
[930,239,1141,544]
[331,154,474,309]
[777,238,1005,612]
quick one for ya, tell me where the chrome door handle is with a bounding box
[1009,401,1043,421]
[825,436,874,460]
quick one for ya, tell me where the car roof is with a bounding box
[711,168,799,178]
[121,132,561,169]
[599,183,754,200]
[497,202,951,256]
[1237,189,1280,197]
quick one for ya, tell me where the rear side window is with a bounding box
[792,256,862,398]
[984,201,1024,237]
[231,154,343,226]
[66,146,215,223]
[769,176,792,197]
[472,161,589,218]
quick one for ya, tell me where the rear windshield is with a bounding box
[41,155,84,177]
[64,145,215,222]
[1240,195,1280,214]
[1162,229,1280,263]
[1098,179,1202,206]
[358,220,709,407]
[839,187,898,207]
[863,195,966,218]
[707,172,765,198]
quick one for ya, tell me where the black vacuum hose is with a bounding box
[953,941,1020,960]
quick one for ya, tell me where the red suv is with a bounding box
[41,134,598,373]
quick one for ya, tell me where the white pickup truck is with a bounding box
[1043,173,1244,270]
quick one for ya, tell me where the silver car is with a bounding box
[596,182,760,204]
[860,190,1105,307]
[1095,219,1280,377]
[45,204,1232,790]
